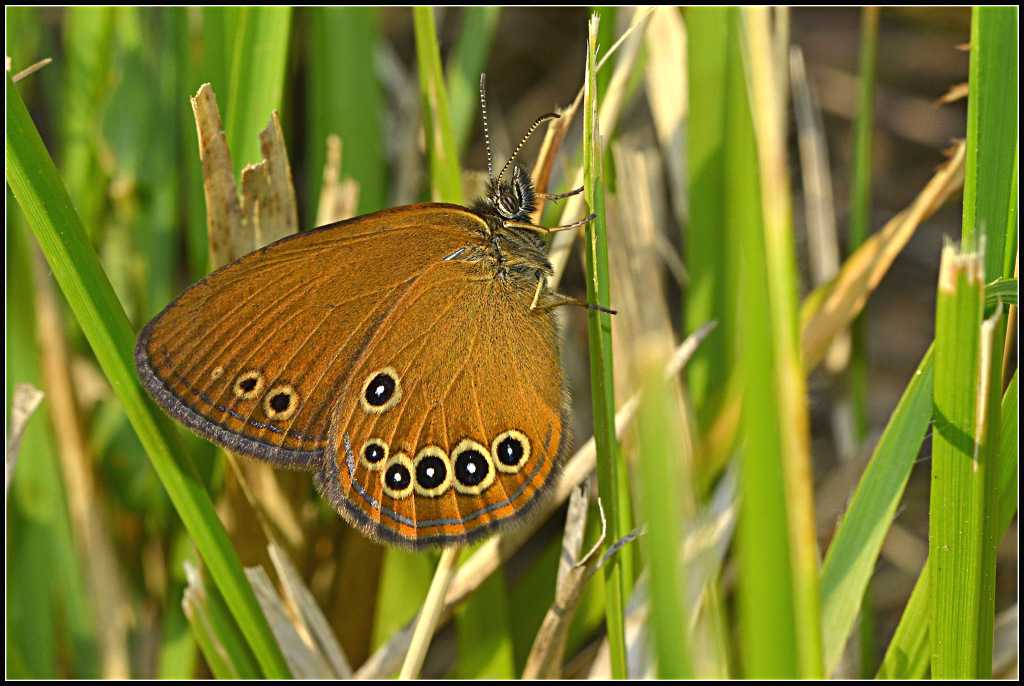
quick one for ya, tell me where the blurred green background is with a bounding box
[6,6,1016,679]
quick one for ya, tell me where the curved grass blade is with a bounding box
[583,14,628,680]
[6,72,291,679]
[820,346,933,673]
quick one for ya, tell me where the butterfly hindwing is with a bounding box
[314,254,567,548]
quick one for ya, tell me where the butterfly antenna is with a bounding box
[480,74,495,184]
[496,112,560,184]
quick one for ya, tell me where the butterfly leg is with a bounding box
[538,185,584,201]
[529,277,616,315]
[529,278,545,310]
[503,212,597,234]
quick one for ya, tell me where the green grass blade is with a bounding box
[820,345,933,673]
[930,244,992,678]
[723,12,795,674]
[184,564,262,678]
[224,7,292,178]
[591,6,618,98]
[508,537,562,674]
[846,10,880,673]
[6,72,291,679]
[877,370,1017,679]
[847,6,878,255]
[59,7,115,242]
[199,8,236,108]
[413,6,462,205]
[876,563,931,679]
[452,571,516,678]
[583,15,627,679]
[962,23,1016,663]
[446,7,500,158]
[179,8,211,281]
[961,6,1017,278]
[744,11,823,674]
[371,551,435,654]
[847,4,879,449]
[156,538,202,678]
[732,8,821,676]
[995,373,1019,527]
[985,277,1018,306]
[305,7,386,216]
[684,7,733,418]
[928,8,1015,676]
[1001,146,1017,281]
[636,346,692,678]
[108,7,186,319]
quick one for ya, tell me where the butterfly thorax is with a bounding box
[468,165,554,287]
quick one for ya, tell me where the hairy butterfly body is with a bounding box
[135,76,592,549]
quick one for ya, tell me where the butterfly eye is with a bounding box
[451,439,495,495]
[413,446,452,497]
[233,371,265,400]
[492,429,531,474]
[360,367,402,414]
[497,189,520,220]
[263,384,300,420]
[361,438,389,470]
[381,453,414,499]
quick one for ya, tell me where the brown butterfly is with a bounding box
[135,75,603,549]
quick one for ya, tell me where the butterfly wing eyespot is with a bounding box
[492,429,531,473]
[451,439,496,495]
[380,453,415,499]
[359,367,402,413]
[263,384,300,421]
[233,370,264,399]
[413,446,453,497]
[360,438,389,470]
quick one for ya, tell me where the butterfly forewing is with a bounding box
[135,204,481,467]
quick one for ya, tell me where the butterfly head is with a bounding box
[478,74,553,228]
[485,164,537,224]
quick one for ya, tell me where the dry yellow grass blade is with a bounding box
[800,140,967,371]
[32,251,130,677]
[548,7,653,284]
[643,7,687,227]
[189,83,314,575]
[522,481,602,679]
[191,84,245,269]
[240,111,299,247]
[315,135,361,226]
[267,543,353,678]
[6,383,44,493]
[246,565,333,678]
[398,547,461,680]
